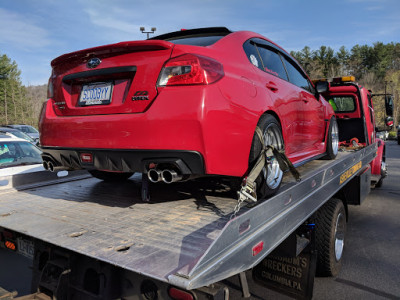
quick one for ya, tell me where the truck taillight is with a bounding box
[157,54,224,86]
[168,287,194,300]
[5,240,16,251]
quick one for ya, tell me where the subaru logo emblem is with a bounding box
[87,57,101,69]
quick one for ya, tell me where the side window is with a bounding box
[256,45,288,81]
[243,40,263,70]
[282,57,312,92]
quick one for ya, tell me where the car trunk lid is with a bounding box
[50,40,174,116]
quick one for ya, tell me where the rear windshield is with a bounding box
[19,126,39,134]
[328,96,356,113]
[164,35,225,46]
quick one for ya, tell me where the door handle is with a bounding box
[302,99,309,103]
[266,81,278,92]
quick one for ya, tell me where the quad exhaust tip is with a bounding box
[147,169,183,184]
[43,159,68,172]
[148,169,162,183]
[161,170,183,184]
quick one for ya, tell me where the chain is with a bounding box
[231,196,246,220]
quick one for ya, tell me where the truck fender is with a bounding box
[370,139,385,177]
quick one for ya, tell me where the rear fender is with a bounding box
[370,139,385,176]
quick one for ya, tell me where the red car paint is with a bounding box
[39,28,335,177]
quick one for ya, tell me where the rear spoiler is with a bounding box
[51,40,174,67]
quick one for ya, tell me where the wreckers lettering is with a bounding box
[261,271,302,291]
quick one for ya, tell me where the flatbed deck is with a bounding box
[0,144,377,290]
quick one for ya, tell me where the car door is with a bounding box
[251,40,304,156]
[281,56,325,155]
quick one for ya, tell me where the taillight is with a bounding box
[157,54,224,86]
[38,100,48,129]
[168,287,195,300]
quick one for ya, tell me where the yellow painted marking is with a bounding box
[340,161,362,184]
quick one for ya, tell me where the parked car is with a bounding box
[376,131,386,141]
[0,127,36,144]
[0,135,43,176]
[5,124,40,143]
[39,27,338,198]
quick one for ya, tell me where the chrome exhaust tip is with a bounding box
[161,170,183,184]
[48,162,55,172]
[43,161,49,170]
[148,169,161,183]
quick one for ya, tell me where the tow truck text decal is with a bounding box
[340,161,362,184]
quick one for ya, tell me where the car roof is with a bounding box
[0,126,20,132]
[0,135,27,142]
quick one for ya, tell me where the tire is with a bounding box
[375,177,383,188]
[249,114,284,199]
[89,170,134,182]
[314,198,346,277]
[375,161,386,188]
[323,117,339,160]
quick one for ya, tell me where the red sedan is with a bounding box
[39,27,338,198]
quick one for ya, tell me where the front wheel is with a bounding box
[89,170,134,182]
[323,117,339,160]
[249,114,284,199]
[314,198,346,277]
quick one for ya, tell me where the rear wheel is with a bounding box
[314,198,346,276]
[89,170,134,182]
[323,117,339,160]
[249,114,284,199]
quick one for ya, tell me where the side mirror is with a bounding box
[385,116,394,128]
[385,95,394,117]
[315,81,329,94]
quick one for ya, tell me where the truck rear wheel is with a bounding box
[314,197,346,276]
[89,170,134,182]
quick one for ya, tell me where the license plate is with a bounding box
[17,238,34,259]
[78,82,113,106]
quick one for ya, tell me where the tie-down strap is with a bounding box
[238,127,301,203]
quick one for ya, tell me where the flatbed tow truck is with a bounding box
[0,77,393,300]
[0,143,377,300]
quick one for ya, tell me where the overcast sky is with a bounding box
[1,0,399,86]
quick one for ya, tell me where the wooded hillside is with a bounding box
[290,42,400,128]
[0,54,46,127]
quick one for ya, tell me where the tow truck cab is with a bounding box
[318,76,387,186]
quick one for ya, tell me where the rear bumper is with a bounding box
[41,147,205,175]
[39,84,258,177]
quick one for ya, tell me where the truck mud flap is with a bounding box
[252,225,317,300]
